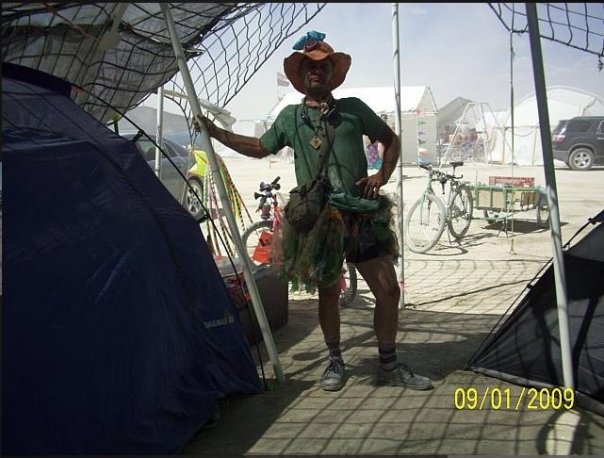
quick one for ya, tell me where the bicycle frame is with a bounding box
[436,167,463,216]
[435,162,473,241]
[405,161,472,253]
[416,165,448,222]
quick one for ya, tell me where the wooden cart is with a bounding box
[467,176,550,230]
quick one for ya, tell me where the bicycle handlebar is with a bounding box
[420,163,464,182]
[258,176,281,193]
[254,176,281,209]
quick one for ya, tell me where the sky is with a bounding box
[222,3,603,130]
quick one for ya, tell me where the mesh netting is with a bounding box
[1,3,326,125]
[488,3,604,68]
[1,2,326,260]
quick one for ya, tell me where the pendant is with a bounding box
[310,135,322,150]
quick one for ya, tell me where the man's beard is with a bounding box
[306,82,331,100]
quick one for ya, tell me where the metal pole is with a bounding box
[508,34,516,253]
[155,85,164,177]
[160,3,284,382]
[392,3,405,309]
[509,31,515,167]
[442,102,471,167]
[482,103,498,164]
[525,3,574,389]
[478,103,489,163]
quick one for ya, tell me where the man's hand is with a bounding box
[193,113,216,137]
[356,172,386,199]
[191,113,271,159]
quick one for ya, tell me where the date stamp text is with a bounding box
[454,387,575,410]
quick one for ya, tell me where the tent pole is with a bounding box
[392,3,405,309]
[507,32,517,246]
[482,103,498,165]
[525,3,574,389]
[509,30,515,168]
[155,85,164,178]
[477,103,489,164]
[159,4,284,383]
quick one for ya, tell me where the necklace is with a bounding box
[303,96,333,150]
[309,120,323,150]
[310,134,322,150]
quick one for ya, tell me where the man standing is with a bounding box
[194,31,432,392]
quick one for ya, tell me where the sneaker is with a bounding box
[320,356,345,391]
[377,362,432,390]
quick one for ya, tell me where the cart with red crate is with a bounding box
[467,176,550,230]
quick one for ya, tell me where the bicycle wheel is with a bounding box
[339,262,357,307]
[405,193,446,253]
[447,184,473,240]
[241,220,273,267]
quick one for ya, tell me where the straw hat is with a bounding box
[283,31,351,94]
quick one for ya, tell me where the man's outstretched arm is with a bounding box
[193,113,271,159]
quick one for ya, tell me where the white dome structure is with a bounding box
[489,86,604,165]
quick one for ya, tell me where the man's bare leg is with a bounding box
[318,280,341,345]
[354,254,400,347]
[317,280,345,391]
[356,254,432,390]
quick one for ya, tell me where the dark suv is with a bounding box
[552,116,604,170]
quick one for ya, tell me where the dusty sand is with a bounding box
[185,153,604,455]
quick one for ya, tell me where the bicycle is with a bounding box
[241,176,357,306]
[405,161,474,253]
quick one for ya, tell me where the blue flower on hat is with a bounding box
[292,31,326,50]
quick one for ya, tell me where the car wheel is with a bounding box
[568,147,594,171]
[185,179,205,220]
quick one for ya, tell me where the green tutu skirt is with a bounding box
[271,195,399,292]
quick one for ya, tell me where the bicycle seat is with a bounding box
[450,161,464,168]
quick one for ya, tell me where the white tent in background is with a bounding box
[475,109,510,159]
[255,86,439,164]
[436,96,474,134]
[489,86,604,165]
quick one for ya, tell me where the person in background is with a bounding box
[441,124,453,144]
[365,136,382,170]
[194,31,432,393]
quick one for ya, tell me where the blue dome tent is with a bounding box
[2,63,262,454]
